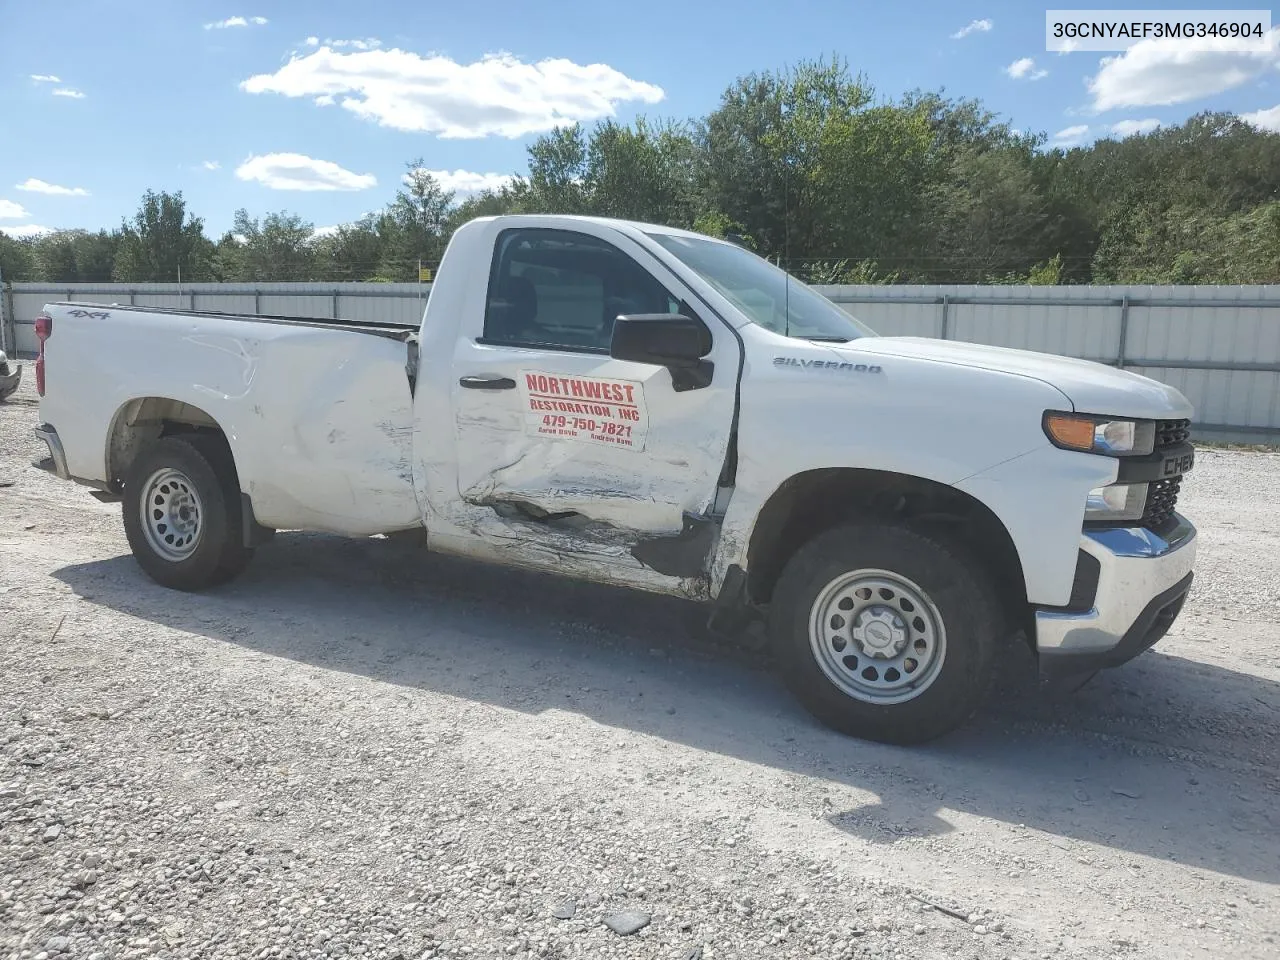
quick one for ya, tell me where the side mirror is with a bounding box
[610,314,714,392]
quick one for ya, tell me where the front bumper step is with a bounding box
[1034,516,1197,676]
[1039,571,1193,677]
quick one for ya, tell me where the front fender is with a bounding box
[710,336,1082,601]
[955,444,1117,605]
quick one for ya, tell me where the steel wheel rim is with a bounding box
[808,568,947,704]
[140,468,203,561]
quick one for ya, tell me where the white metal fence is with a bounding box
[4,281,1278,442]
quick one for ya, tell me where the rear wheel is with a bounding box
[770,522,1002,744]
[122,436,253,590]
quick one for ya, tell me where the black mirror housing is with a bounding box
[609,314,714,392]
[610,314,711,366]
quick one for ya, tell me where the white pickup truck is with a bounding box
[32,215,1199,743]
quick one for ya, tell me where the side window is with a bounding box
[483,229,679,352]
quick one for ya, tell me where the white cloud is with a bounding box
[1240,103,1280,131]
[1050,124,1090,147]
[235,153,377,191]
[951,18,992,40]
[305,36,319,46]
[16,178,90,197]
[311,224,341,238]
[0,199,30,219]
[0,224,55,239]
[201,160,221,171]
[241,48,665,139]
[1088,29,1280,111]
[409,168,515,193]
[52,88,86,99]
[326,38,382,50]
[205,15,267,29]
[1005,57,1048,81]
[30,74,60,83]
[1110,118,1161,136]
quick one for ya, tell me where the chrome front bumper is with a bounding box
[1035,516,1197,675]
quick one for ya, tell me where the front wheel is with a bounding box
[121,436,253,591]
[770,522,1002,744]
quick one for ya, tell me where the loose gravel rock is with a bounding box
[602,911,651,936]
[2,373,1278,959]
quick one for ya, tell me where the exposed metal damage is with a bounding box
[631,512,719,579]
[454,491,715,601]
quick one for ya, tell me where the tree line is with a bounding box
[3,58,1278,286]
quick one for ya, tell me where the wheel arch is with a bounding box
[744,467,1027,621]
[105,397,232,491]
[105,397,271,547]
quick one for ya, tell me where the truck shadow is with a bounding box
[53,531,1280,886]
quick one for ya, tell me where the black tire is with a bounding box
[183,434,255,584]
[769,522,1002,745]
[121,435,253,590]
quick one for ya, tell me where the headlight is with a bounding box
[1043,412,1155,456]
[1085,483,1148,522]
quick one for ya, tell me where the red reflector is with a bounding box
[35,314,51,395]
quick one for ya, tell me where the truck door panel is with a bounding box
[438,226,739,591]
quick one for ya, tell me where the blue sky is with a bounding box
[2,1,1278,238]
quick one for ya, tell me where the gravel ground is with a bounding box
[1,370,1278,960]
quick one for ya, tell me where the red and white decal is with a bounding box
[518,371,648,450]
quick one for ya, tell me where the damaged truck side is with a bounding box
[33,215,1198,743]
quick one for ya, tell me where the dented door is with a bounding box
[441,225,738,595]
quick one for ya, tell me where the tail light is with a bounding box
[34,313,52,396]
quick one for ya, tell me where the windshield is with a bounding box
[646,232,876,341]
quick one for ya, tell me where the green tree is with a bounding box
[313,215,387,281]
[584,118,700,225]
[378,163,455,278]
[447,187,522,233]
[0,232,36,282]
[113,190,213,282]
[21,229,121,281]
[228,209,316,281]
[702,57,877,261]
[212,231,246,282]
[523,125,589,214]
[72,230,120,281]
[32,232,80,281]
[926,146,1048,282]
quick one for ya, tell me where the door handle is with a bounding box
[459,375,516,390]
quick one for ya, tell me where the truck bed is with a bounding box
[47,301,418,342]
[38,298,422,536]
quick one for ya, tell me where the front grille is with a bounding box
[1156,418,1191,448]
[1141,418,1191,531]
[1142,475,1182,531]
